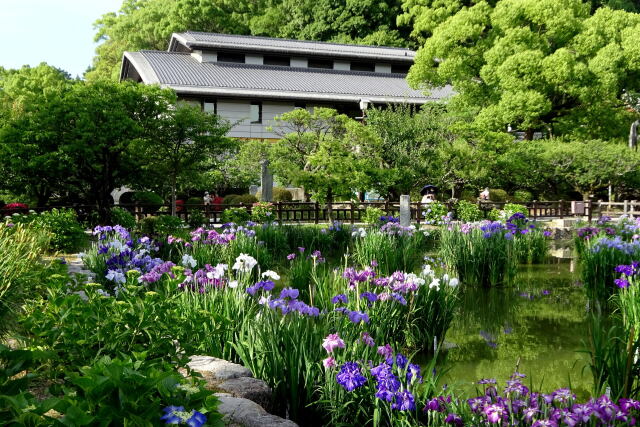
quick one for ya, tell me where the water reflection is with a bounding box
[441,260,593,399]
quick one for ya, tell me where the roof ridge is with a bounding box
[181,31,414,52]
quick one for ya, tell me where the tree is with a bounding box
[88,0,264,81]
[0,64,76,205]
[250,0,409,47]
[137,105,232,215]
[540,140,640,200]
[268,108,381,216]
[408,0,640,140]
[365,103,455,199]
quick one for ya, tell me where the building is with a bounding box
[120,31,452,139]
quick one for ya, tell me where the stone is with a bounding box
[400,194,411,227]
[260,160,273,202]
[215,394,298,427]
[186,355,252,381]
[217,376,272,411]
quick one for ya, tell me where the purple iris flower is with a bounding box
[336,361,367,391]
[392,390,416,411]
[331,294,348,304]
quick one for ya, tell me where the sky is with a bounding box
[0,0,123,78]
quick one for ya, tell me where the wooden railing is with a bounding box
[15,199,605,225]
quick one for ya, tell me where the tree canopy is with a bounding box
[408,0,640,140]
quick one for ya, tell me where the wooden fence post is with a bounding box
[416,202,422,225]
[314,202,319,224]
[532,200,537,220]
[624,200,629,215]
[633,200,637,215]
[277,201,282,223]
[559,200,564,219]
[385,200,390,217]
[587,200,593,223]
[350,201,355,224]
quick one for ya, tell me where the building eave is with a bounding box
[166,85,434,104]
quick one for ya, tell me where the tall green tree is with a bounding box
[137,105,232,215]
[268,108,381,214]
[0,64,76,205]
[88,0,264,81]
[365,103,455,199]
[408,0,640,140]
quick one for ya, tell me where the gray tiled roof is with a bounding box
[170,31,415,62]
[123,51,451,104]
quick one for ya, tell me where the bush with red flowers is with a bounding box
[1,203,29,216]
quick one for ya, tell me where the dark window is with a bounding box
[308,58,333,69]
[217,52,245,63]
[250,102,262,124]
[263,55,290,67]
[391,63,411,74]
[203,99,217,115]
[294,102,306,110]
[350,61,375,72]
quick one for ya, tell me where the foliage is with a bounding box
[455,200,483,222]
[269,108,382,207]
[110,206,136,230]
[489,189,508,203]
[222,194,240,205]
[362,207,385,225]
[540,140,640,200]
[89,0,409,81]
[352,225,426,275]
[408,0,640,140]
[188,210,206,229]
[251,202,275,223]
[235,194,258,204]
[53,356,223,426]
[503,203,528,218]
[513,190,534,203]
[422,201,448,225]
[34,209,86,252]
[155,215,185,236]
[273,187,293,202]
[7,209,86,253]
[136,104,231,215]
[0,223,49,337]
[440,222,519,287]
[366,104,454,199]
[221,207,250,224]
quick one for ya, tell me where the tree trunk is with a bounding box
[358,191,365,202]
[524,128,534,141]
[171,174,177,217]
[326,187,333,223]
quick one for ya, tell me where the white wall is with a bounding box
[217,100,298,139]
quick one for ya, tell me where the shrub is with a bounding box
[274,187,293,202]
[110,207,136,230]
[35,208,86,252]
[488,208,502,222]
[489,189,508,202]
[460,189,477,201]
[423,201,448,225]
[1,203,29,216]
[139,216,158,235]
[132,191,164,213]
[188,210,206,229]
[235,194,258,204]
[513,190,534,202]
[455,200,483,222]
[221,207,250,224]
[186,196,204,208]
[251,202,275,223]
[222,194,240,205]
[362,207,384,224]
[504,203,528,218]
[155,215,184,236]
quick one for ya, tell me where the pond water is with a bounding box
[439,255,594,399]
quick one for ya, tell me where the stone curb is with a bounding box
[183,355,297,427]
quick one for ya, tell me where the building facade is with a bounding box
[120,31,451,139]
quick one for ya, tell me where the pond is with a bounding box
[439,254,594,399]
